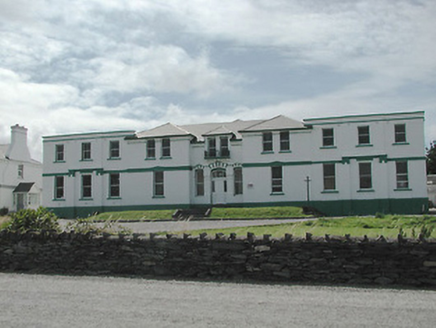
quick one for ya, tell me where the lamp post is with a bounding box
[305,176,311,204]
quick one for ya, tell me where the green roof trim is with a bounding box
[304,111,425,122]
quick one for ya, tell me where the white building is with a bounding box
[42,111,428,218]
[0,125,42,212]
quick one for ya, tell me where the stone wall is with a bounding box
[1,231,436,287]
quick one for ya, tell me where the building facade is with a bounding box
[0,125,42,212]
[42,111,428,218]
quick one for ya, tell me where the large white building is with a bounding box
[1,125,42,212]
[42,111,428,218]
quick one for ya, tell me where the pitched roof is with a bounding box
[239,115,305,132]
[136,123,191,139]
[133,115,305,141]
[13,182,35,193]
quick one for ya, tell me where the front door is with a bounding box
[16,193,25,211]
[211,169,227,205]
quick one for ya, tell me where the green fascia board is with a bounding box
[304,115,425,126]
[43,155,426,177]
[43,130,136,142]
[304,111,425,123]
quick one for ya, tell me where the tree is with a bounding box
[426,142,436,175]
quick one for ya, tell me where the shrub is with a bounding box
[65,218,132,235]
[4,207,60,233]
[0,207,8,216]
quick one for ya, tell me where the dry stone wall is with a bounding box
[1,231,436,287]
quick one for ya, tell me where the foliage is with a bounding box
[65,218,132,235]
[426,142,436,174]
[3,207,60,233]
[89,210,175,221]
[177,215,436,239]
[0,207,8,216]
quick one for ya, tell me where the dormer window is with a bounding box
[205,137,230,158]
[220,137,229,157]
[262,132,273,152]
[280,131,290,151]
[146,139,156,159]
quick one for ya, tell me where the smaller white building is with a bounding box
[0,125,42,212]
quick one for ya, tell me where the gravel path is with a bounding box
[59,218,311,234]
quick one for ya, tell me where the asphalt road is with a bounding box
[1,273,435,327]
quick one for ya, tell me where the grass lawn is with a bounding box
[87,206,308,221]
[179,215,436,239]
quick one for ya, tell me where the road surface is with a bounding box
[0,273,435,327]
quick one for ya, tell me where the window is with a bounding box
[359,163,372,189]
[109,173,120,197]
[153,171,164,197]
[263,132,273,152]
[161,138,171,158]
[358,126,370,145]
[81,174,92,198]
[395,124,406,143]
[195,169,204,196]
[81,142,91,160]
[109,141,120,158]
[323,164,336,190]
[55,176,64,199]
[322,128,334,147]
[207,138,217,157]
[234,167,243,195]
[280,131,290,151]
[220,137,229,157]
[146,139,156,158]
[18,164,24,179]
[55,144,64,161]
[396,161,409,189]
[271,166,283,193]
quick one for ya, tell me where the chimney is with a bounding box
[5,124,31,161]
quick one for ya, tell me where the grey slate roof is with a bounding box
[239,115,306,132]
[13,182,34,193]
[134,115,306,141]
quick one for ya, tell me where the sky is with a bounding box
[0,0,435,161]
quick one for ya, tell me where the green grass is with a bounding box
[209,206,307,219]
[175,215,436,239]
[89,210,175,221]
[86,206,307,221]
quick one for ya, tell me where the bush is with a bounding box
[65,218,132,235]
[0,207,8,216]
[3,207,60,233]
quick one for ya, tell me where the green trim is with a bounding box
[261,151,274,155]
[387,156,425,162]
[160,156,172,160]
[392,142,410,146]
[279,150,292,154]
[321,190,339,194]
[43,172,70,177]
[356,144,373,148]
[144,157,156,161]
[80,159,93,162]
[320,146,337,149]
[108,157,121,161]
[53,160,66,163]
[304,111,424,123]
[357,189,375,193]
[394,188,412,192]
[79,198,93,201]
[153,195,165,199]
[43,130,136,141]
[270,192,285,196]
[52,198,66,201]
[107,197,122,200]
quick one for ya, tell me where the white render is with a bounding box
[42,112,428,218]
[0,125,42,212]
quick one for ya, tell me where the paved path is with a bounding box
[60,218,311,234]
[1,273,435,327]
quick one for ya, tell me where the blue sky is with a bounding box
[0,0,435,160]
